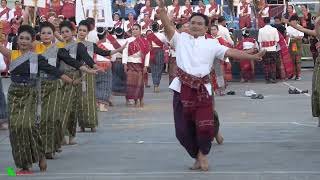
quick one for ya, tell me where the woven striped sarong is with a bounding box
[39,80,62,154]
[168,57,177,85]
[312,56,320,117]
[96,69,112,105]
[0,78,7,120]
[60,70,81,138]
[150,48,164,86]
[78,73,98,129]
[8,83,44,169]
[112,60,127,96]
[126,63,144,100]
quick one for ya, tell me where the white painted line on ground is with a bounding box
[2,170,320,176]
[291,122,317,127]
[104,121,311,126]
[282,82,311,97]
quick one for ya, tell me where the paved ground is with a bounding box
[1,69,320,180]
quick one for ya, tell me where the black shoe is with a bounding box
[226,91,235,95]
[301,90,308,94]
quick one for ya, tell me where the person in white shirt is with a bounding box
[86,18,99,43]
[194,0,208,16]
[237,0,251,29]
[0,0,10,37]
[206,0,220,22]
[257,0,269,28]
[138,0,154,22]
[122,24,150,107]
[217,16,234,46]
[286,15,304,80]
[167,0,182,24]
[157,0,265,171]
[180,0,194,24]
[258,17,280,83]
[146,22,168,92]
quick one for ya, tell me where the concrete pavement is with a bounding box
[0,69,320,180]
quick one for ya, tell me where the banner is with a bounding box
[24,0,46,8]
[76,0,113,27]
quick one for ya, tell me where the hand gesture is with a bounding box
[143,67,148,74]
[253,50,266,61]
[88,69,99,74]
[119,41,128,53]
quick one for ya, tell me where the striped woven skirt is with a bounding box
[150,48,164,86]
[96,69,112,105]
[60,70,81,138]
[312,56,320,117]
[40,79,62,154]
[112,60,127,96]
[78,73,98,129]
[8,83,44,169]
[168,57,177,85]
[0,78,7,120]
[126,63,144,100]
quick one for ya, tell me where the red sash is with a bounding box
[14,8,22,18]
[114,20,122,28]
[217,37,232,48]
[261,41,276,47]
[106,34,121,49]
[95,40,112,70]
[128,37,150,65]
[240,3,248,15]
[205,33,213,39]
[184,6,193,16]
[277,31,294,78]
[0,7,10,20]
[142,20,153,30]
[142,7,153,17]
[209,3,218,13]
[147,33,165,61]
[127,20,136,30]
[173,5,180,17]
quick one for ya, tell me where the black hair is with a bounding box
[274,16,281,21]
[114,27,124,39]
[211,24,219,30]
[151,22,159,32]
[133,24,141,30]
[189,12,209,26]
[86,17,95,30]
[78,20,90,31]
[217,16,226,23]
[176,23,182,30]
[14,0,20,4]
[289,15,299,22]
[39,21,55,33]
[1,0,7,4]
[263,17,271,24]
[18,25,36,40]
[59,20,75,31]
[97,27,107,40]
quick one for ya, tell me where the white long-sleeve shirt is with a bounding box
[150,32,168,48]
[217,25,234,46]
[0,53,6,72]
[258,25,279,52]
[168,32,229,95]
[122,37,150,67]
[237,2,251,17]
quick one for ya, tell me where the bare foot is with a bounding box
[0,122,8,130]
[56,148,62,153]
[189,159,201,170]
[91,127,96,132]
[140,99,144,107]
[134,100,139,108]
[198,151,209,171]
[39,157,47,172]
[61,138,67,146]
[68,137,77,145]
